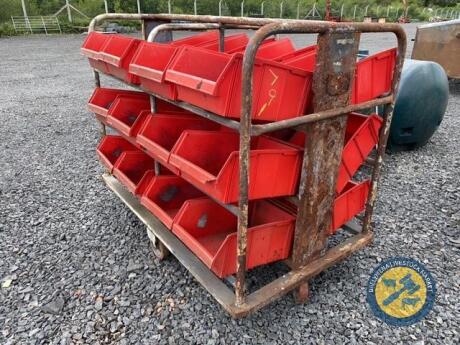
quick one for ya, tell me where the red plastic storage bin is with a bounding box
[81,32,111,73]
[81,32,108,59]
[169,131,302,203]
[88,87,149,120]
[198,33,249,53]
[141,176,204,229]
[96,135,137,172]
[87,86,191,119]
[276,45,317,72]
[331,181,370,234]
[165,47,238,118]
[106,96,151,137]
[170,30,219,47]
[338,113,382,193]
[227,54,312,120]
[165,47,312,121]
[288,113,382,194]
[276,46,396,104]
[129,42,179,100]
[352,48,396,104]
[136,113,221,169]
[112,151,155,194]
[231,38,295,60]
[275,47,396,104]
[252,38,295,60]
[172,198,295,278]
[99,35,142,84]
[273,180,370,235]
[230,37,276,54]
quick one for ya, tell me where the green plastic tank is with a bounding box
[387,59,449,151]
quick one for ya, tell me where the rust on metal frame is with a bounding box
[87,13,407,317]
[89,13,406,33]
[147,22,221,42]
[251,95,393,135]
[291,30,360,275]
[102,173,375,318]
[235,19,405,307]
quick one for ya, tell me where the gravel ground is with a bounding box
[0,23,459,345]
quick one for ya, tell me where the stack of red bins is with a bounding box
[82,30,393,278]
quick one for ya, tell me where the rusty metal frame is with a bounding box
[87,13,406,318]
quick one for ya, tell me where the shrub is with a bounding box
[0,22,17,37]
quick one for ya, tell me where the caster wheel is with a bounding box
[149,235,169,260]
[293,282,310,304]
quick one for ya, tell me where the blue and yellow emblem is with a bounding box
[367,257,436,326]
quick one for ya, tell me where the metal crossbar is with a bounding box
[11,16,61,34]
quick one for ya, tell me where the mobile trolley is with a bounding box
[85,13,406,318]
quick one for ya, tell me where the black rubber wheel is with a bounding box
[149,236,170,260]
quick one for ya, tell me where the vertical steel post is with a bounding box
[261,2,265,15]
[325,0,331,20]
[353,5,356,20]
[280,2,284,18]
[11,16,16,33]
[93,70,105,137]
[41,16,48,35]
[219,0,222,16]
[20,0,31,32]
[137,0,144,36]
[291,30,360,297]
[234,21,271,307]
[94,71,100,87]
[235,61,250,307]
[168,0,172,14]
[150,94,160,176]
[104,0,108,13]
[194,0,197,15]
[150,96,157,113]
[340,4,344,20]
[21,0,28,19]
[219,26,225,51]
[241,1,244,17]
[364,5,369,17]
[66,0,72,22]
